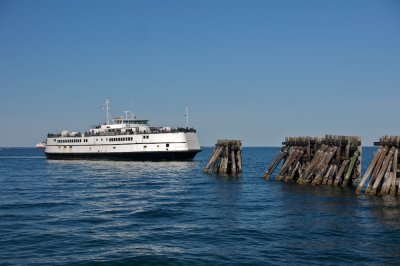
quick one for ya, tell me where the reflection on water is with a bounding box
[47,159,200,177]
[359,195,400,229]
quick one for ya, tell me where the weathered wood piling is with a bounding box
[204,140,242,175]
[356,136,400,196]
[264,135,361,187]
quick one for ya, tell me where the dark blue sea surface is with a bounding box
[0,147,399,265]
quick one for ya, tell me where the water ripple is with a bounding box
[0,147,399,265]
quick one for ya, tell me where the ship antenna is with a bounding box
[130,100,137,119]
[130,100,133,115]
[185,105,189,128]
[105,98,111,124]
[123,111,129,119]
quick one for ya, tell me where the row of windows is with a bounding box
[97,136,150,142]
[109,137,134,142]
[57,137,151,143]
[57,139,89,143]
[57,143,170,149]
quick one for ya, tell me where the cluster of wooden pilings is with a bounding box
[264,135,361,187]
[204,140,242,175]
[356,136,400,196]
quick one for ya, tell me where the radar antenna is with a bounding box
[123,111,129,119]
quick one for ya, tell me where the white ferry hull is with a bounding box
[45,132,201,161]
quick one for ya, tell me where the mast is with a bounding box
[105,98,111,124]
[185,105,189,128]
[130,100,136,119]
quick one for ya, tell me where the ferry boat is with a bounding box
[44,99,201,160]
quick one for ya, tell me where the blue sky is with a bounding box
[0,0,399,147]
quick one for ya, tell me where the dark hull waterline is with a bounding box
[45,150,201,161]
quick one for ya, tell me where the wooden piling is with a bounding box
[369,146,395,195]
[357,136,400,196]
[390,149,398,196]
[342,150,360,187]
[263,147,287,179]
[356,148,382,194]
[264,135,361,188]
[365,147,388,194]
[204,140,242,175]
[334,160,349,186]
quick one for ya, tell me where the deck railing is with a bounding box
[47,127,197,138]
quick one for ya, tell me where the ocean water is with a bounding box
[0,147,399,265]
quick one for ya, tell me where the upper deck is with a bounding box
[46,99,197,139]
[47,127,197,138]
